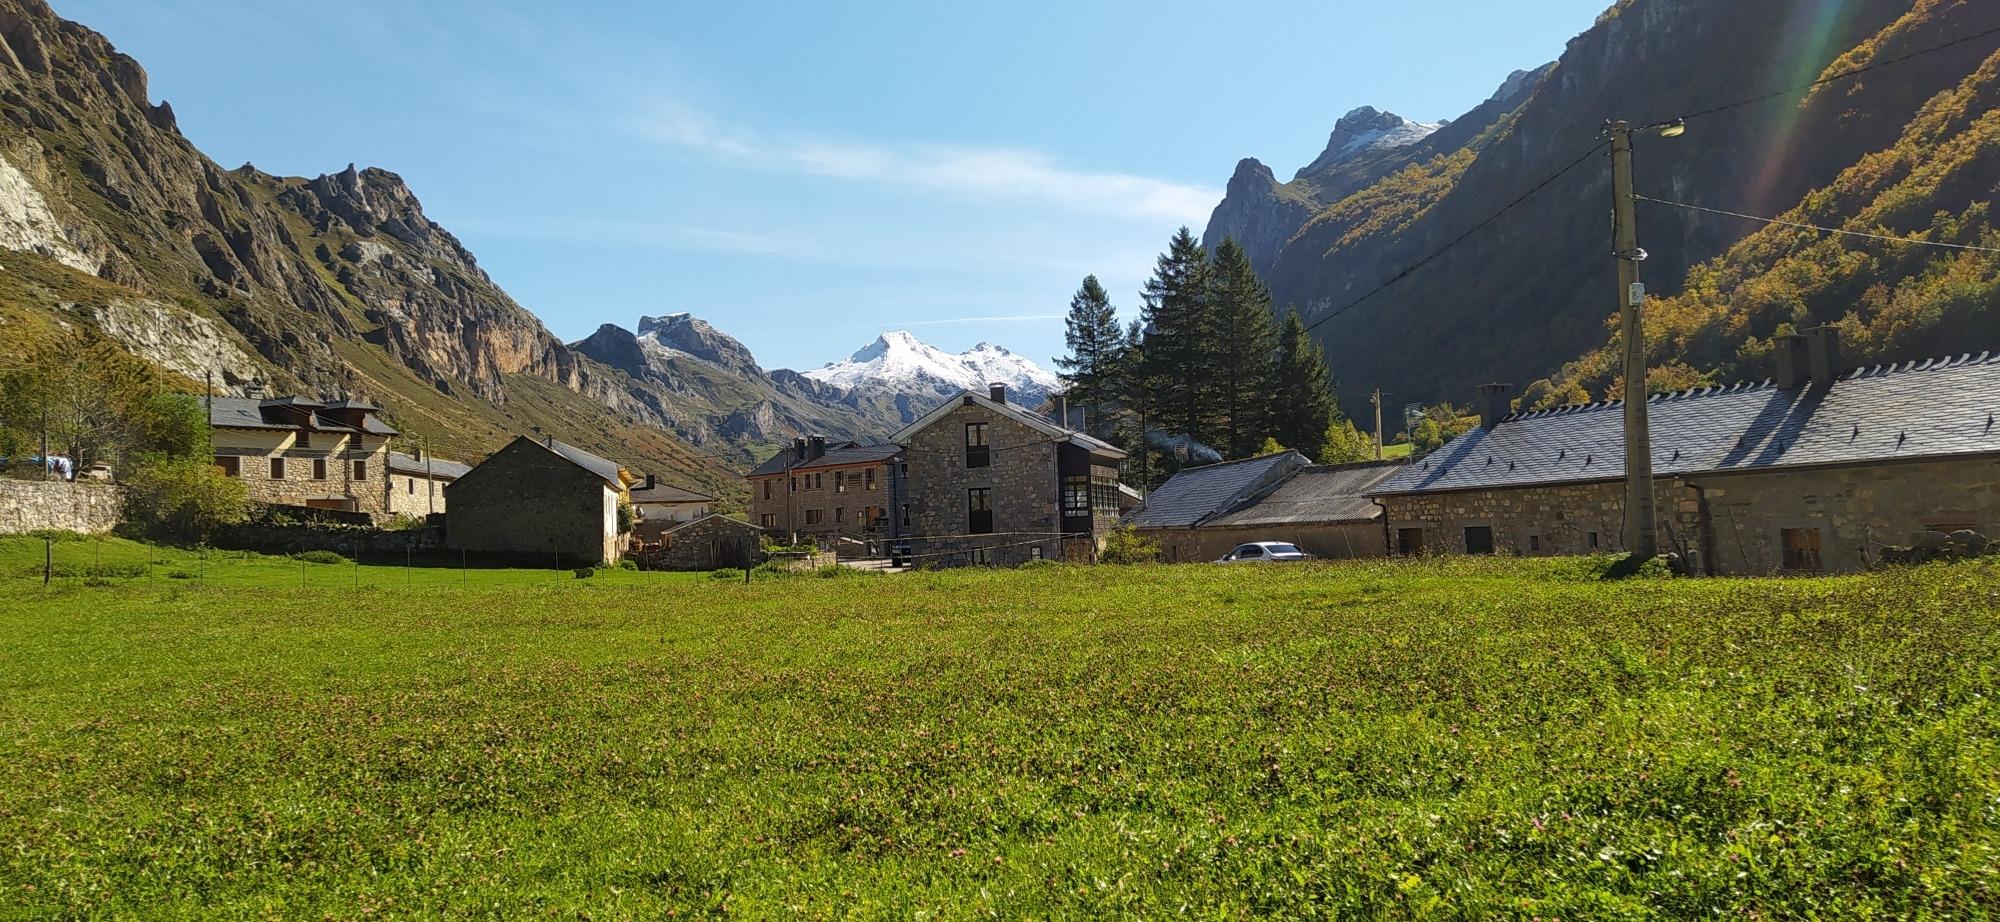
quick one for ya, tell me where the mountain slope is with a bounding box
[1211,0,1998,421]
[0,0,747,496]
[803,331,1061,410]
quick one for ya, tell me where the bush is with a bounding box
[121,454,249,542]
[1098,526,1160,565]
[612,558,638,571]
[573,567,596,579]
[710,568,745,581]
[293,550,346,565]
[384,514,427,532]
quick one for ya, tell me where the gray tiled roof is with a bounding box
[1125,451,1308,528]
[207,396,398,436]
[540,438,626,486]
[629,482,714,504]
[1372,352,2000,496]
[387,451,472,480]
[796,444,900,471]
[1206,460,1407,526]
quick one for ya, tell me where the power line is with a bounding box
[1299,140,1608,338]
[1664,22,2000,124]
[1635,194,2000,254]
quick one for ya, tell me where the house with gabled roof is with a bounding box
[893,385,1127,566]
[628,480,716,544]
[1127,451,1406,561]
[386,448,470,518]
[205,393,397,516]
[444,435,635,565]
[746,436,903,545]
[1369,328,2000,574]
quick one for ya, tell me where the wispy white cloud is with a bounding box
[629,100,1219,224]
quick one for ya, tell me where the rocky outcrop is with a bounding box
[638,312,762,374]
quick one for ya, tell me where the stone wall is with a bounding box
[1376,456,2000,575]
[214,428,393,517]
[210,521,443,557]
[387,472,450,518]
[749,460,896,542]
[0,479,123,535]
[445,440,620,565]
[1144,521,1387,563]
[904,400,1063,566]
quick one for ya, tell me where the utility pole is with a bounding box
[1609,120,1657,559]
[1371,389,1385,461]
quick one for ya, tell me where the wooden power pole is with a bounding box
[1371,389,1384,461]
[1609,120,1657,559]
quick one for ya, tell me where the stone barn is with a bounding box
[653,514,767,571]
[1128,452,1405,562]
[444,436,632,566]
[1368,330,2000,575]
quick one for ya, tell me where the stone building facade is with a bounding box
[386,450,469,518]
[746,438,902,546]
[649,514,767,571]
[0,479,123,535]
[894,386,1126,567]
[1369,335,2000,576]
[444,436,630,565]
[208,396,396,518]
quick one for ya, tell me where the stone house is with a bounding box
[628,480,716,545]
[746,437,903,545]
[649,513,767,571]
[386,449,469,518]
[1129,452,1406,562]
[444,436,634,565]
[207,395,396,517]
[894,386,1127,566]
[1368,329,2000,575]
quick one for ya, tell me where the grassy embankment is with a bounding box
[3,535,1997,918]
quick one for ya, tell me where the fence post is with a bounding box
[43,536,52,586]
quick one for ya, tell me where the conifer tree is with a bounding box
[1268,309,1340,455]
[1206,238,1279,459]
[1139,226,1217,450]
[1053,275,1122,438]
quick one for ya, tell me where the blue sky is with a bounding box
[58,0,1609,373]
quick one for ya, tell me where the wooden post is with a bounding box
[1609,120,1658,559]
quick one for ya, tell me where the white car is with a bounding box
[1216,542,1313,564]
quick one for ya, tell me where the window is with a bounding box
[1587,531,1601,550]
[1029,546,1043,560]
[269,457,285,479]
[215,455,240,477]
[965,422,990,469]
[971,547,993,565]
[1092,471,1119,513]
[352,459,367,480]
[1062,475,1090,515]
[312,458,328,480]
[1781,527,1823,572]
[804,509,823,525]
[760,513,776,528]
[1397,528,1424,556]
[865,467,877,491]
[763,480,772,500]
[1463,526,1495,555]
[1238,545,1265,558]
[835,507,845,523]
[967,488,993,534]
[835,471,848,494]
[407,478,416,494]
[1528,534,1541,552]
[900,503,911,528]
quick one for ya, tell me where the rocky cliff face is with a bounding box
[1205,0,1996,421]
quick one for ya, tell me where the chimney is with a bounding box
[807,435,826,461]
[793,437,808,461]
[989,383,1007,404]
[1477,383,1514,429]
[642,473,656,491]
[1051,393,1069,429]
[1806,325,1842,387]
[411,446,423,462]
[1774,333,1810,389]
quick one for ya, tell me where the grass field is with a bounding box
[3,537,1998,918]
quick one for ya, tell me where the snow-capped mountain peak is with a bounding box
[804,330,1060,405]
[1294,106,1443,178]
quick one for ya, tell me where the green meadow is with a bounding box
[2,535,1996,918]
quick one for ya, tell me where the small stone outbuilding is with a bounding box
[1128,452,1405,562]
[653,514,767,571]
[444,436,632,566]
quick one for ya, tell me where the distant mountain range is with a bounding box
[1203,0,2000,420]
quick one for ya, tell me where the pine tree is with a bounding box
[1206,238,1279,459]
[1053,275,1123,438]
[1139,226,1217,452]
[1115,319,1168,490]
[1269,309,1340,455]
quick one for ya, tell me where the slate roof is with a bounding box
[892,390,1127,460]
[629,481,715,504]
[387,451,471,480]
[206,396,398,436]
[794,443,901,472]
[539,437,627,486]
[1207,460,1407,527]
[1124,451,1307,528]
[1372,352,2000,496]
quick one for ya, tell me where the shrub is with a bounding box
[293,550,346,565]
[710,568,745,581]
[384,514,427,531]
[612,558,638,571]
[1098,526,1160,565]
[164,569,193,580]
[616,502,635,535]
[573,567,596,579]
[121,454,249,542]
